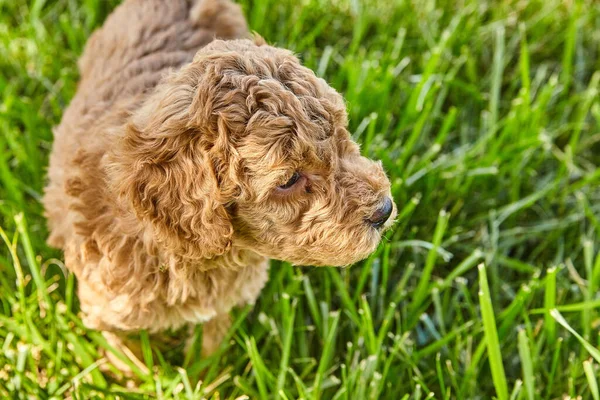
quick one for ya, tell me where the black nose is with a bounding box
[368,197,393,229]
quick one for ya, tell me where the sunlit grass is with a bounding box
[1,0,599,398]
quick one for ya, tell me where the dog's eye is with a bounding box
[279,172,301,189]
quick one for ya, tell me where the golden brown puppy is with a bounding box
[44,0,396,358]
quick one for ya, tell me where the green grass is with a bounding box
[1,0,600,398]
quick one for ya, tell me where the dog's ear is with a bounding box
[111,69,234,260]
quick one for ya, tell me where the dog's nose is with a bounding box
[368,197,393,229]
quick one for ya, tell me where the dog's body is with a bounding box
[44,0,395,355]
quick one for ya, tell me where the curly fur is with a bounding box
[44,0,395,356]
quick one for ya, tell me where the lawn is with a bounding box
[1,0,600,398]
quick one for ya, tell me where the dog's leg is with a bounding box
[200,313,232,357]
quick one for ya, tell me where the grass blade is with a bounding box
[517,329,534,400]
[478,263,508,400]
[583,360,600,400]
[551,309,600,363]
[544,266,558,345]
[409,210,450,323]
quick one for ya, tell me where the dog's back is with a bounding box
[76,0,247,108]
[44,0,247,248]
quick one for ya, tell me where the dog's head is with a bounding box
[114,39,395,266]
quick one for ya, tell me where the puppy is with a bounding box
[43,0,396,357]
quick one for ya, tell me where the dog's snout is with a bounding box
[367,197,393,229]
